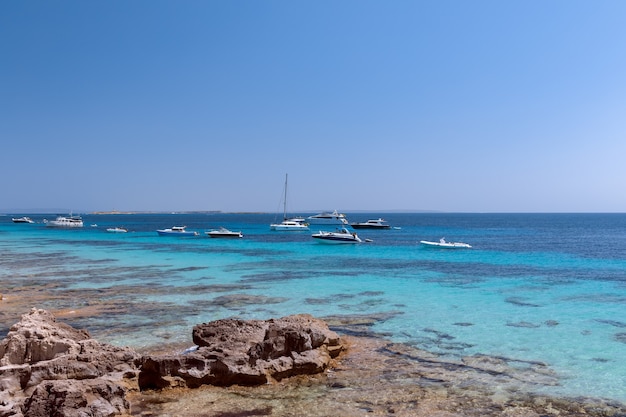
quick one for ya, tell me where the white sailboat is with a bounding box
[270,174,309,231]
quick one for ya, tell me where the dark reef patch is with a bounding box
[595,319,626,328]
[614,332,626,344]
[505,297,542,307]
[506,321,540,328]
[210,294,289,309]
[323,311,403,338]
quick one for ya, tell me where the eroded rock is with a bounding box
[0,308,141,417]
[0,309,345,416]
[138,314,343,389]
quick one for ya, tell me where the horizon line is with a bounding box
[2,209,625,215]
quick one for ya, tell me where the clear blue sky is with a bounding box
[2,1,625,213]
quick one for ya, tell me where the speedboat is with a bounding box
[270,218,309,231]
[350,218,391,229]
[156,226,199,236]
[45,215,84,228]
[106,227,128,233]
[206,227,243,238]
[12,216,34,224]
[307,210,349,225]
[312,227,362,244]
[420,238,472,249]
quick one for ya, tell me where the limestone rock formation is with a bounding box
[0,309,345,416]
[0,308,140,417]
[138,314,343,389]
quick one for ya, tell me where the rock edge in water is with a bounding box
[0,308,343,417]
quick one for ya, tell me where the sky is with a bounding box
[2,1,626,213]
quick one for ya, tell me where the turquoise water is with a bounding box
[2,213,626,402]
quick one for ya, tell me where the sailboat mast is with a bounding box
[283,173,288,220]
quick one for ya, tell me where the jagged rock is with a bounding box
[0,308,141,417]
[22,379,129,417]
[0,309,345,416]
[138,314,344,389]
[0,308,90,366]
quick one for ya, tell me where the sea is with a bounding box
[1,212,626,404]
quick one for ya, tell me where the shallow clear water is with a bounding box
[2,212,626,402]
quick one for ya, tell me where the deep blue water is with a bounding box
[1,212,626,402]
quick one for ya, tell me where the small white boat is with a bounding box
[106,227,128,233]
[312,227,362,244]
[350,218,391,229]
[45,215,84,228]
[307,210,349,225]
[420,238,472,249]
[12,216,34,224]
[157,226,199,237]
[206,227,243,238]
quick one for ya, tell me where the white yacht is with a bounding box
[45,215,84,228]
[312,227,362,244]
[12,216,34,224]
[350,218,391,229]
[270,219,309,231]
[306,210,348,225]
[157,226,199,237]
[420,238,472,249]
[206,227,243,238]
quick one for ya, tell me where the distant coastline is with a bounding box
[4,209,621,216]
[90,210,224,215]
[2,209,442,215]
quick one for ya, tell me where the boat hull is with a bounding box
[46,217,84,228]
[206,231,243,238]
[312,236,360,244]
[307,211,348,225]
[307,219,347,225]
[157,230,198,237]
[270,223,309,231]
[420,240,471,249]
[312,229,362,244]
[351,224,390,229]
[12,217,34,224]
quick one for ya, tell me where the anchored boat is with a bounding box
[312,227,362,244]
[420,238,472,249]
[206,227,243,238]
[157,226,199,237]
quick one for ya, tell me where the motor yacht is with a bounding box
[45,215,84,228]
[307,210,348,225]
[156,226,199,236]
[206,227,243,238]
[420,238,472,249]
[350,218,391,229]
[312,227,362,244]
[12,216,34,224]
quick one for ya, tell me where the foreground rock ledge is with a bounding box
[0,309,343,417]
[139,314,343,389]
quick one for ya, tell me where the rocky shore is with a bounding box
[1,309,625,417]
[0,309,342,417]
